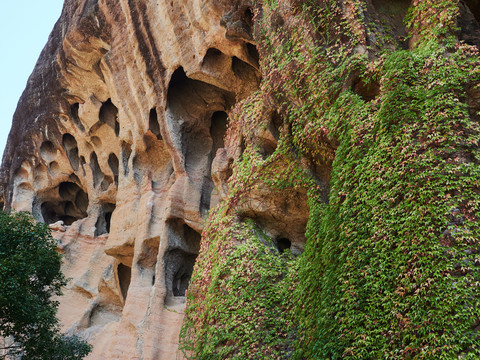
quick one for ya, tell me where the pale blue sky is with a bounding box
[0,1,64,161]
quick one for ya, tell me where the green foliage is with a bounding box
[0,211,91,359]
[180,194,301,359]
[182,0,480,359]
[296,42,480,359]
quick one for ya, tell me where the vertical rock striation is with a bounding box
[1,0,259,358]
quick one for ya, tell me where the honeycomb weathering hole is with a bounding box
[108,153,119,186]
[95,202,116,237]
[70,103,85,132]
[40,141,57,162]
[121,142,132,176]
[41,182,89,225]
[117,263,131,301]
[99,99,119,136]
[62,133,80,171]
[211,111,228,152]
[164,220,201,297]
[277,238,292,254]
[89,152,105,189]
[165,249,198,297]
[465,0,480,22]
[149,108,162,140]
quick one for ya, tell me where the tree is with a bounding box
[0,211,91,359]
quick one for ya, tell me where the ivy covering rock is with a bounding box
[181,0,480,358]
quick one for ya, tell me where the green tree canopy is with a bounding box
[0,211,91,359]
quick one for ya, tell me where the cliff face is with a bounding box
[1,0,259,358]
[2,0,480,359]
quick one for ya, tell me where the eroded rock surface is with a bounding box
[5,0,480,359]
[0,0,261,358]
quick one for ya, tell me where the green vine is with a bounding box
[180,1,480,358]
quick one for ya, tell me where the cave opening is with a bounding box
[117,263,131,301]
[202,111,229,209]
[203,48,223,65]
[41,182,89,225]
[95,202,116,237]
[166,249,198,297]
[164,220,201,297]
[352,77,380,102]
[108,153,119,186]
[70,103,85,132]
[211,111,228,152]
[465,0,480,23]
[277,237,292,254]
[246,43,260,68]
[99,99,119,136]
[244,7,254,28]
[121,142,132,176]
[62,133,80,171]
[232,56,257,80]
[458,0,480,47]
[167,67,235,215]
[149,108,162,140]
[89,152,105,189]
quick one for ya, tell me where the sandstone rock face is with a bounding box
[4,0,480,359]
[0,0,261,358]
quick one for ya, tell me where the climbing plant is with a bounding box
[181,0,480,358]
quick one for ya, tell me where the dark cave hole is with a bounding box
[246,42,260,68]
[244,7,254,27]
[173,272,192,296]
[352,78,380,102]
[458,0,480,47]
[59,181,79,200]
[167,67,235,214]
[165,220,201,297]
[165,249,198,297]
[41,182,89,225]
[99,99,119,136]
[277,238,292,254]
[80,156,86,176]
[148,108,162,140]
[121,142,132,176]
[117,263,131,301]
[105,212,112,232]
[89,152,104,189]
[202,48,224,66]
[62,133,80,171]
[169,66,187,88]
[465,0,480,23]
[166,219,202,252]
[211,111,228,158]
[70,103,85,132]
[108,153,119,186]
[95,202,115,237]
[232,56,258,80]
